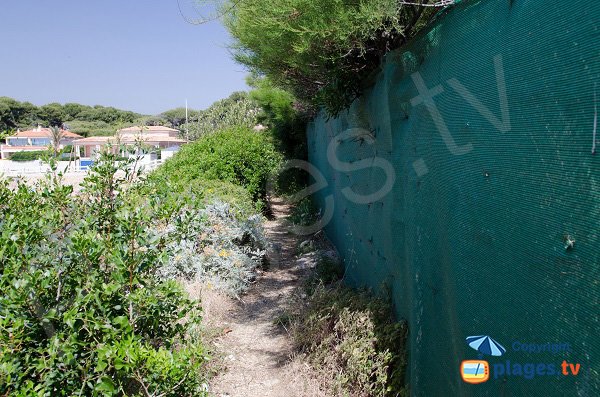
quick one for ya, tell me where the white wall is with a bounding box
[0,160,78,175]
[161,145,180,160]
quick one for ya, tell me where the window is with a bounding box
[31,138,50,146]
[8,138,28,146]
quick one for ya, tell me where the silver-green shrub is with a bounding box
[158,201,268,296]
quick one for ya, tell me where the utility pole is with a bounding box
[185,99,189,142]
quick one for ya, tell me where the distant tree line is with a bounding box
[0,94,262,139]
[0,97,142,133]
[0,88,303,144]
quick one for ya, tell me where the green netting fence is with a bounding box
[306,0,599,395]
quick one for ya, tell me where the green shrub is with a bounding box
[129,152,270,297]
[0,122,284,395]
[0,154,208,396]
[248,76,307,159]
[225,0,436,116]
[188,92,260,140]
[9,150,47,161]
[152,127,282,204]
[141,174,256,220]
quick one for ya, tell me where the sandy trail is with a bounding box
[204,198,327,397]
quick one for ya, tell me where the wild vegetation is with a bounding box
[247,76,307,159]
[290,283,409,396]
[150,126,282,206]
[0,156,208,395]
[181,92,261,140]
[0,121,281,394]
[280,245,409,396]
[225,0,437,116]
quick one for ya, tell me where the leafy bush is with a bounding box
[188,92,261,140]
[0,119,283,394]
[225,0,436,116]
[137,170,256,238]
[9,150,47,161]
[0,154,208,396]
[248,76,307,160]
[152,127,282,204]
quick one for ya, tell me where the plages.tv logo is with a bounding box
[461,335,505,384]
[461,335,582,384]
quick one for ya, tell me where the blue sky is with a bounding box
[0,0,248,115]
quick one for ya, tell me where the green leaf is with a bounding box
[95,377,116,394]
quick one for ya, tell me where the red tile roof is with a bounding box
[10,128,82,139]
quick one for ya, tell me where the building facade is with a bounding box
[73,125,186,160]
[0,126,82,159]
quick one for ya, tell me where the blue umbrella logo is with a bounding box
[466,335,506,357]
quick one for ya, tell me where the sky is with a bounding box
[0,0,249,115]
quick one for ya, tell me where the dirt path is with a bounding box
[205,198,326,397]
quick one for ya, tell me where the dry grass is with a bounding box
[278,253,409,397]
